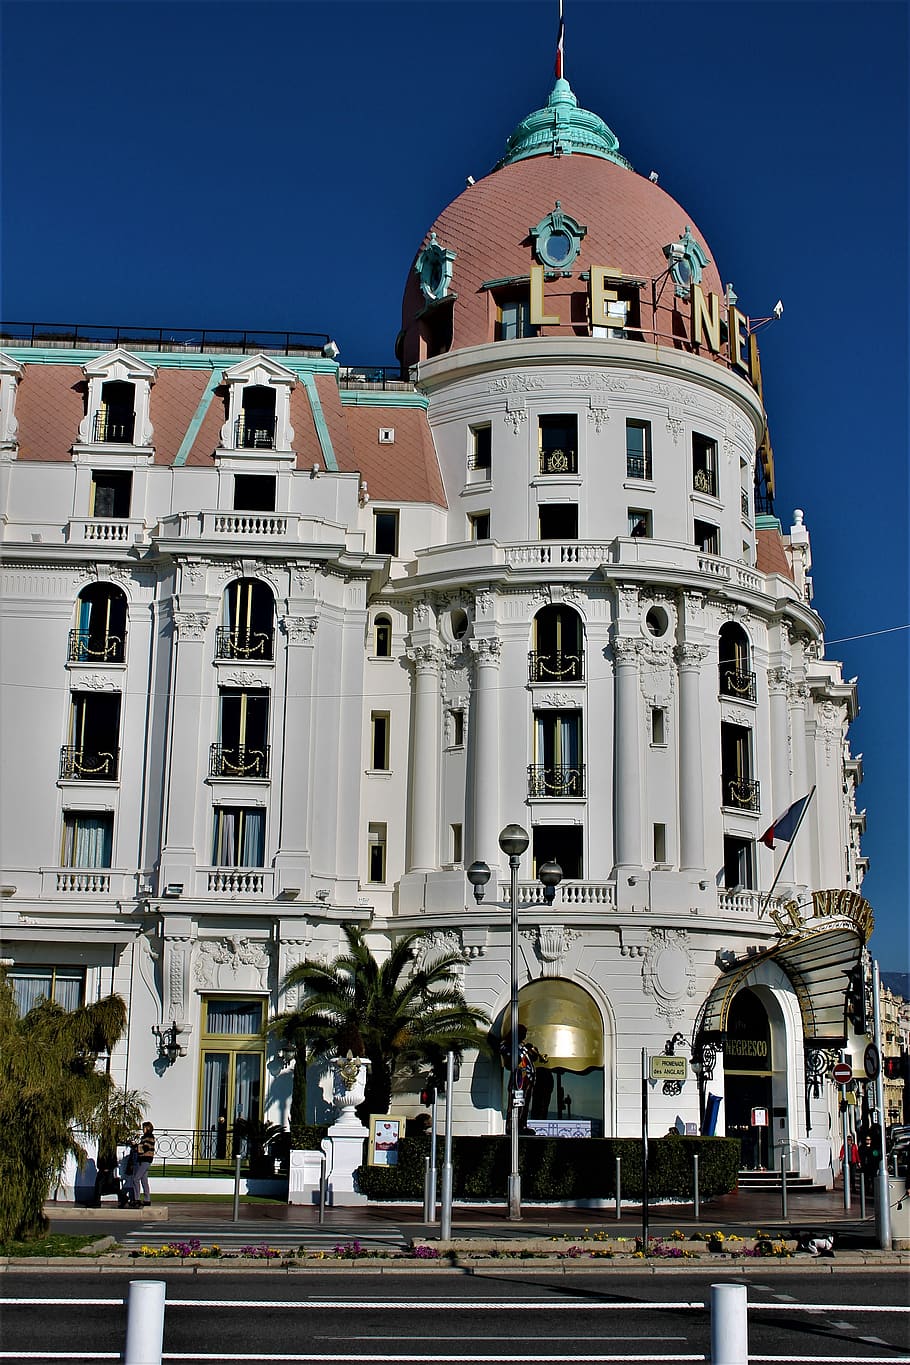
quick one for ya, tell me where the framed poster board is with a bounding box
[368,1114,406,1166]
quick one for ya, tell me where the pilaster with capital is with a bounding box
[612,635,642,873]
[273,618,319,885]
[161,606,213,884]
[786,676,814,888]
[406,643,443,871]
[469,635,503,867]
[767,666,792,823]
[674,643,709,872]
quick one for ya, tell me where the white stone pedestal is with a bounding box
[287,1149,325,1206]
[322,1128,368,1205]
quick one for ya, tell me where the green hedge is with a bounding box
[356,1135,741,1202]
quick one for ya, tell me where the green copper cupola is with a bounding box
[495,78,632,170]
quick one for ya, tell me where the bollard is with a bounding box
[232,1152,242,1223]
[318,1151,327,1224]
[710,1282,748,1365]
[693,1152,700,1220]
[439,1050,455,1240]
[124,1279,166,1365]
[615,1155,622,1220]
[780,1151,788,1220]
[859,1167,866,1221]
[423,1155,431,1222]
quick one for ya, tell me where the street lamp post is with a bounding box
[467,829,562,1221]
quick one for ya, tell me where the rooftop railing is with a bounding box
[0,321,330,356]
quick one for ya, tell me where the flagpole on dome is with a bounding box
[758,785,816,917]
[555,0,565,80]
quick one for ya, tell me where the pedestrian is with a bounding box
[132,1121,155,1207]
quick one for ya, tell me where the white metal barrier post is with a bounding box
[124,1279,166,1365]
[710,1282,748,1365]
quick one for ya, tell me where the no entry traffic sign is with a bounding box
[833,1061,853,1085]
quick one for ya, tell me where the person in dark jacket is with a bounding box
[131,1122,155,1207]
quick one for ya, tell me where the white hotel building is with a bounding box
[0,75,871,1185]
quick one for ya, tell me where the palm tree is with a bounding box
[272,925,491,1120]
[0,970,127,1241]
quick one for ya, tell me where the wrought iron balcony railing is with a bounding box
[59,746,119,780]
[235,413,276,449]
[693,467,718,497]
[214,627,274,661]
[626,454,652,480]
[92,410,135,443]
[68,629,125,663]
[741,489,750,519]
[528,763,586,798]
[539,447,577,475]
[722,776,760,812]
[528,650,584,682]
[210,743,270,779]
[719,667,757,702]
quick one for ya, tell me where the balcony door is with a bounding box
[531,711,583,797]
[198,997,265,1160]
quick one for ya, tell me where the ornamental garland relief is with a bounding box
[194,935,271,992]
[641,928,697,1023]
[534,691,580,709]
[638,643,673,708]
[488,374,545,393]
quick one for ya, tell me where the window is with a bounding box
[530,711,584,797]
[532,825,583,880]
[653,823,667,864]
[694,519,720,554]
[718,623,755,700]
[450,709,465,747]
[539,504,578,540]
[70,583,127,663]
[373,614,392,657]
[90,470,132,519]
[7,967,84,1015]
[61,692,121,780]
[469,511,490,541]
[724,835,755,890]
[721,722,759,811]
[94,380,135,443]
[370,712,390,771]
[368,822,387,883]
[628,508,652,538]
[217,579,275,660]
[198,997,264,1160]
[470,425,492,472]
[625,420,652,479]
[212,807,265,868]
[538,415,578,475]
[451,823,463,865]
[650,707,666,746]
[495,296,536,341]
[61,812,113,868]
[236,385,277,449]
[211,689,270,778]
[233,474,276,512]
[531,605,584,681]
[692,432,718,497]
[374,510,399,556]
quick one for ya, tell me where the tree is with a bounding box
[0,970,127,1241]
[272,925,491,1120]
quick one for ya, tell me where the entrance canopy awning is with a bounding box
[696,925,862,1049]
[502,978,605,1071]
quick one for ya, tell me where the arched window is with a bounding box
[237,385,277,449]
[373,614,392,658]
[95,380,136,443]
[70,584,127,663]
[530,605,584,681]
[718,622,755,700]
[217,580,275,660]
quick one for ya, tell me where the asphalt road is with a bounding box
[1,1269,908,1363]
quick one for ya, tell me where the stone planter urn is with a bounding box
[331,1051,371,1131]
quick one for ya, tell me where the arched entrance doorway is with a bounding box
[723,988,773,1169]
[502,979,605,1134]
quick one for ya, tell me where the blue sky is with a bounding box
[3,1,907,970]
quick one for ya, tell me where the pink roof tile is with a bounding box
[756,526,793,579]
[342,406,446,508]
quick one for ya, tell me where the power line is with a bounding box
[825,624,910,646]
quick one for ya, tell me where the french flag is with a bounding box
[554,2,565,79]
[761,794,810,850]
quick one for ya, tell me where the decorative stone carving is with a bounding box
[612,636,641,665]
[412,601,432,627]
[571,373,627,392]
[293,563,315,594]
[534,690,579,709]
[489,374,545,393]
[504,405,527,435]
[415,929,482,970]
[165,933,193,1033]
[640,928,697,1023]
[278,934,311,1010]
[587,405,610,433]
[638,644,673,707]
[74,673,120,692]
[470,636,502,665]
[407,643,442,674]
[474,590,494,617]
[194,935,271,992]
[816,699,846,763]
[525,925,579,977]
[173,611,210,641]
[282,614,318,644]
[180,561,207,589]
[789,681,810,704]
[674,643,709,670]
[221,669,268,688]
[723,704,754,728]
[666,416,683,444]
[616,585,639,617]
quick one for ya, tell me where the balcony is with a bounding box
[626,454,652,480]
[55,870,111,894]
[722,777,760,812]
[539,447,577,475]
[500,880,615,908]
[235,413,276,449]
[59,746,119,780]
[719,667,757,702]
[741,489,750,519]
[205,868,271,896]
[68,629,125,664]
[529,650,584,682]
[215,627,274,661]
[92,410,135,443]
[66,518,146,546]
[208,512,289,538]
[693,467,718,497]
[528,764,586,798]
[210,744,270,779]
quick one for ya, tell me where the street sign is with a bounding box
[863,1043,880,1079]
[751,1107,768,1127]
[832,1061,853,1085]
[649,1055,687,1080]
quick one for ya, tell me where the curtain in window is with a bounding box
[240,810,264,866]
[54,970,84,1010]
[63,814,113,868]
[9,971,53,1014]
[234,1053,262,1126]
[200,1053,229,1158]
[213,809,264,867]
[205,999,263,1035]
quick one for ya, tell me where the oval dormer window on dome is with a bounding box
[530,204,587,270]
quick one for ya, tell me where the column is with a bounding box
[676,643,708,872]
[767,666,792,819]
[161,606,211,889]
[469,636,502,867]
[406,644,442,872]
[612,636,642,874]
[274,613,318,888]
[788,678,813,890]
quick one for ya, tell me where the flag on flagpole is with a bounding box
[554,0,565,79]
[761,793,810,849]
